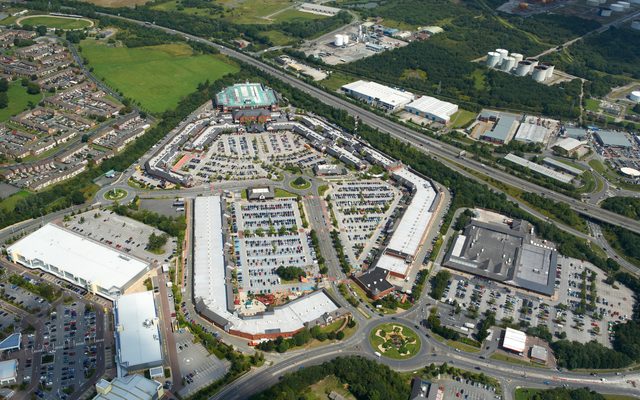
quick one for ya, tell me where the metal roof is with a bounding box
[0,360,17,382]
[342,80,414,108]
[405,96,458,123]
[215,83,277,109]
[504,153,573,184]
[114,291,163,371]
[0,333,21,351]
[502,328,527,353]
[94,376,161,400]
[595,130,632,147]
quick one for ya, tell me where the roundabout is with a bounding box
[369,322,421,359]
[103,188,128,201]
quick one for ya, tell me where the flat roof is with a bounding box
[483,115,518,142]
[405,96,458,122]
[504,153,573,184]
[563,127,587,139]
[0,360,17,381]
[386,167,437,257]
[94,376,161,400]
[503,328,527,353]
[595,130,632,147]
[193,196,340,336]
[542,157,583,176]
[215,83,277,109]
[514,122,548,143]
[553,137,583,151]
[342,80,414,108]
[0,333,21,351]
[530,344,548,361]
[376,254,410,276]
[114,291,163,370]
[8,224,149,292]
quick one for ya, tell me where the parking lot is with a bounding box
[175,330,229,399]
[436,255,633,347]
[63,209,177,265]
[232,199,317,295]
[0,282,50,313]
[33,301,101,400]
[440,377,500,400]
[330,180,400,265]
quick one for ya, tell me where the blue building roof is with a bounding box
[0,333,21,351]
[595,130,632,148]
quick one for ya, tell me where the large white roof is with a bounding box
[376,254,409,276]
[94,375,161,400]
[193,196,339,336]
[7,224,149,292]
[386,168,437,257]
[0,360,17,381]
[553,137,582,151]
[405,96,458,122]
[342,80,414,108]
[114,291,163,370]
[502,327,527,353]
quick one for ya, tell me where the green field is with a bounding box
[0,82,45,122]
[0,190,31,212]
[369,323,421,359]
[20,15,93,30]
[449,109,477,129]
[514,388,542,400]
[270,9,326,23]
[79,41,239,113]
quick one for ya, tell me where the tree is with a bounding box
[36,25,47,36]
[147,233,168,252]
[81,134,90,143]
[0,78,9,92]
[71,191,85,205]
[26,82,40,95]
[275,266,305,281]
[0,92,8,109]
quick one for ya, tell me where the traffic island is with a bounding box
[369,323,420,359]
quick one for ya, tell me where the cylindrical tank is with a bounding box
[540,63,555,80]
[496,48,509,62]
[526,58,539,68]
[532,66,549,82]
[618,1,630,8]
[587,0,599,6]
[632,20,640,30]
[599,7,612,16]
[334,34,344,46]
[486,51,502,67]
[630,91,640,103]
[343,34,350,45]
[501,56,516,72]
[610,3,624,11]
[515,60,533,76]
[510,53,524,64]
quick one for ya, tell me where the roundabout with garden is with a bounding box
[369,323,421,359]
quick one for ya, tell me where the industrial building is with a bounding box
[114,291,163,376]
[552,137,587,158]
[444,218,558,296]
[193,196,343,339]
[313,164,346,176]
[352,268,395,300]
[501,328,527,354]
[341,80,415,112]
[595,130,633,148]
[94,376,164,400]
[503,153,574,184]
[0,360,17,386]
[562,127,588,140]
[542,157,583,176]
[7,223,150,300]
[404,96,458,124]
[374,167,439,278]
[513,116,556,144]
[214,83,278,112]
[479,113,519,144]
[298,2,341,16]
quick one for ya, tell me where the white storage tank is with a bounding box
[526,58,539,68]
[487,51,502,67]
[496,48,509,62]
[610,3,624,11]
[630,91,640,103]
[334,34,344,46]
[599,7,612,16]
[532,65,549,82]
[618,1,630,8]
[632,20,640,30]
[510,53,524,64]
[501,56,516,72]
[515,60,533,76]
[541,63,555,80]
[343,34,350,45]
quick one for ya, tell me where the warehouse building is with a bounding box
[501,328,527,354]
[214,83,278,112]
[444,219,557,296]
[193,196,343,339]
[298,2,341,15]
[562,127,588,140]
[114,291,163,376]
[404,96,458,125]
[552,137,588,158]
[503,153,574,184]
[595,130,632,148]
[94,376,164,400]
[341,80,415,112]
[7,224,150,300]
[480,114,519,144]
[542,157,583,176]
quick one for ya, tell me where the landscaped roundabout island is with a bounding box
[369,323,421,359]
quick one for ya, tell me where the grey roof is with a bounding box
[353,268,393,297]
[542,157,583,176]
[482,116,518,142]
[0,333,21,351]
[563,127,587,139]
[595,131,632,147]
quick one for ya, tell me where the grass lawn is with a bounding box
[446,339,481,353]
[369,323,420,359]
[83,0,149,7]
[79,40,239,113]
[450,109,477,129]
[490,353,546,368]
[20,15,93,30]
[275,188,297,198]
[306,375,355,400]
[260,30,298,46]
[224,0,294,24]
[320,71,357,92]
[0,82,46,122]
[290,177,311,190]
[0,190,30,212]
[270,9,326,23]
[602,395,638,400]
[585,98,600,112]
[514,388,542,400]
[104,188,127,201]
